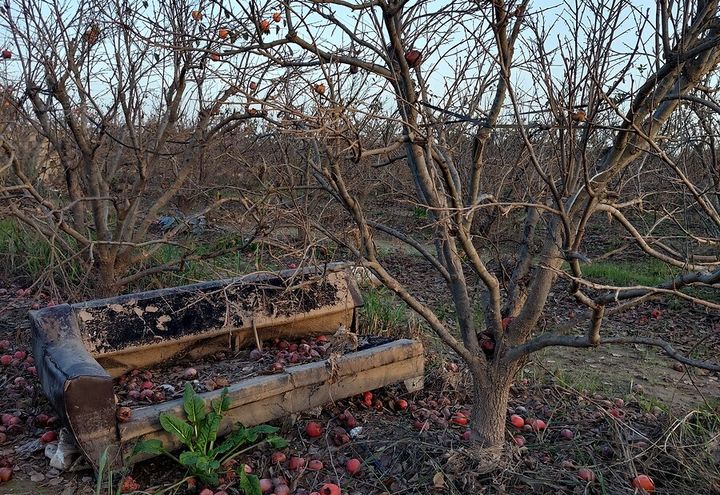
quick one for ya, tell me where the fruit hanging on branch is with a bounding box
[83,24,101,45]
[210,52,221,61]
[273,12,282,23]
[259,19,271,34]
[191,10,202,21]
[218,27,229,39]
[1,50,11,59]
[405,49,422,68]
[313,83,326,95]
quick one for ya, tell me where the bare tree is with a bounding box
[0,0,274,295]
[219,0,720,465]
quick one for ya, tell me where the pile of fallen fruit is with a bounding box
[114,335,356,408]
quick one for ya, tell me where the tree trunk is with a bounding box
[466,365,515,471]
[95,259,120,298]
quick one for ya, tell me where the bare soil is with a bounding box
[81,276,338,354]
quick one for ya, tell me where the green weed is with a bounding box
[132,383,286,491]
[359,286,410,337]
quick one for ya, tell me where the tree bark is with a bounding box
[468,364,516,468]
[95,258,119,298]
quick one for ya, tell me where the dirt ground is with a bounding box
[0,248,718,494]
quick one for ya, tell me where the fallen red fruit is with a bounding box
[183,367,198,380]
[346,457,361,475]
[577,468,595,482]
[35,414,49,426]
[513,435,526,447]
[609,408,625,419]
[560,428,574,440]
[510,414,524,428]
[141,380,153,390]
[413,420,429,432]
[259,478,273,493]
[307,459,323,471]
[13,351,26,361]
[526,418,546,431]
[1,415,19,426]
[121,476,140,491]
[305,421,322,438]
[0,341,9,350]
[0,355,12,366]
[116,407,132,423]
[320,482,341,495]
[396,399,408,410]
[0,467,12,482]
[273,484,290,495]
[271,451,286,464]
[460,430,472,441]
[288,456,305,470]
[632,474,655,492]
[40,431,57,443]
[451,415,469,426]
[198,489,214,495]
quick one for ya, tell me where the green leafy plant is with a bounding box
[132,383,287,490]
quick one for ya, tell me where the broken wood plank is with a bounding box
[120,339,422,442]
[122,354,423,461]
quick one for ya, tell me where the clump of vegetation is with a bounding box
[132,384,287,490]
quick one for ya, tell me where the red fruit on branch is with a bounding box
[404,49,422,68]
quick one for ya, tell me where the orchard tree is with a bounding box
[222,0,720,465]
[0,0,276,296]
